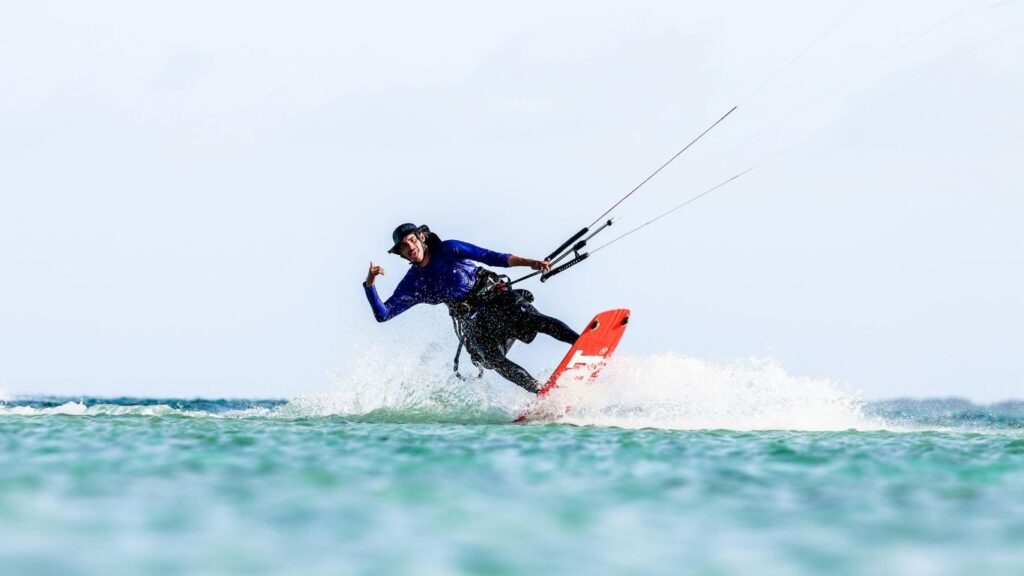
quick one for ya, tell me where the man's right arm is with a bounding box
[363,263,417,322]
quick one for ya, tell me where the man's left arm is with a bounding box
[448,240,551,272]
[508,255,551,272]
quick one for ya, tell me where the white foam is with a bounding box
[282,314,881,430]
[0,400,282,418]
[0,400,192,417]
[282,315,532,421]
[0,312,883,430]
[552,354,884,431]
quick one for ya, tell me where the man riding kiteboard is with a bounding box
[363,223,580,393]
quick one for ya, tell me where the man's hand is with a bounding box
[508,255,552,273]
[530,259,552,273]
[365,261,385,288]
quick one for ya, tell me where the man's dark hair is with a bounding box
[420,226,442,250]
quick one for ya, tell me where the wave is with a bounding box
[547,354,879,431]
[0,396,285,417]
[0,352,878,430]
[867,398,1024,430]
[279,317,880,430]
[280,351,878,430]
[2,351,1021,431]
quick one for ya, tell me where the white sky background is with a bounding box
[1,0,1021,401]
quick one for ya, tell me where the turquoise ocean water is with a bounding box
[2,356,1023,576]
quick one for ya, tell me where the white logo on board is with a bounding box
[567,350,605,368]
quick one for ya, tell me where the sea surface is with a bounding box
[2,358,1023,576]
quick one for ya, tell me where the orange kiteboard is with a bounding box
[514,308,630,423]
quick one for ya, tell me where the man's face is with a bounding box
[396,233,427,264]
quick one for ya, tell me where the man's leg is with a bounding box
[477,340,542,393]
[520,308,579,344]
[464,296,574,394]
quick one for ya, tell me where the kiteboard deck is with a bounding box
[514,308,630,423]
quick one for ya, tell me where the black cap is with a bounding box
[388,223,426,254]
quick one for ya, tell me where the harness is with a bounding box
[446,267,511,378]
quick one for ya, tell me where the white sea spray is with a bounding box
[556,354,885,431]
[277,313,882,430]
[282,312,525,422]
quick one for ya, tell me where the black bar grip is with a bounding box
[540,253,589,283]
[545,227,589,262]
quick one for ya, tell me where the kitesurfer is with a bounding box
[363,223,580,393]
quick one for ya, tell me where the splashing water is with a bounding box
[279,315,523,422]
[555,354,879,431]
[234,314,872,429]
[281,339,515,423]
[0,311,1001,432]
[279,327,875,429]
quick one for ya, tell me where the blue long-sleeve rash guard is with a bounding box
[364,239,512,322]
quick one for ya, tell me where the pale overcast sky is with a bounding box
[1,0,1022,401]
